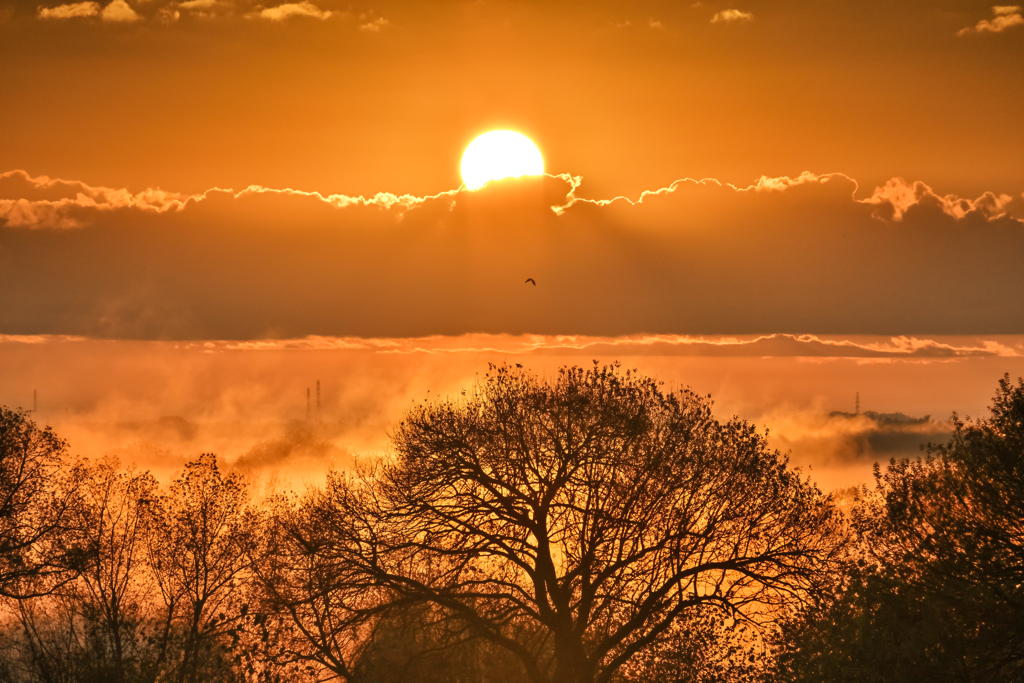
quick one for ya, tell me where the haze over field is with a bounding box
[4,333,1022,491]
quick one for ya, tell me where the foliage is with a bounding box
[773,374,1024,682]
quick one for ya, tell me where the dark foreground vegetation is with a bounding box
[0,364,1021,683]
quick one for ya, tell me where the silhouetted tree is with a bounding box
[145,454,258,683]
[291,364,842,683]
[66,457,160,683]
[618,606,764,683]
[0,407,83,599]
[242,488,379,682]
[253,486,533,683]
[774,374,1024,682]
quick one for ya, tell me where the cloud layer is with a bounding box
[2,169,1024,339]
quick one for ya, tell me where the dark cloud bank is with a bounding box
[2,169,1024,339]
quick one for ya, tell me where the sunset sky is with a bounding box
[2,0,1023,489]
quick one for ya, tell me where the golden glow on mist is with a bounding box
[460,131,544,190]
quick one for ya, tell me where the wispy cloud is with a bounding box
[251,1,330,21]
[100,0,140,22]
[358,16,388,31]
[711,9,753,23]
[862,177,1024,222]
[0,169,200,229]
[178,0,218,10]
[958,5,1024,35]
[557,170,1024,224]
[3,332,1021,359]
[37,1,100,18]
[232,183,457,211]
[4,168,1023,231]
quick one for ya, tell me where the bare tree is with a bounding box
[253,484,529,683]
[245,487,397,682]
[0,407,83,599]
[69,457,159,683]
[145,454,259,683]
[316,364,843,683]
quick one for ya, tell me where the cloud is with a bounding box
[711,9,752,23]
[958,5,1024,36]
[3,169,1024,339]
[861,177,1024,222]
[37,1,100,18]
[231,181,453,212]
[358,16,387,31]
[100,0,140,21]
[178,0,217,9]
[0,169,205,228]
[7,332,1018,360]
[251,1,330,21]
[559,170,1024,224]
[181,333,1024,360]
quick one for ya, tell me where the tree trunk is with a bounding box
[553,629,593,683]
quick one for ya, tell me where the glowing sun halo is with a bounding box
[461,131,544,191]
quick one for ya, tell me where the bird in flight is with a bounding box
[525,278,536,286]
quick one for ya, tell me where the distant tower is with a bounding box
[306,388,311,422]
[33,389,37,413]
[855,391,860,415]
[316,380,321,422]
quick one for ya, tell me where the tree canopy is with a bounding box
[0,407,82,599]
[281,363,843,683]
[775,374,1024,682]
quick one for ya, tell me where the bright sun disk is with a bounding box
[461,131,544,191]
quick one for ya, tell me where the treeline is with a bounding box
[0,365,1021,683]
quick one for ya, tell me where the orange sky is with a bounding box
[2,0,1023,489]
[1,0,1023,198]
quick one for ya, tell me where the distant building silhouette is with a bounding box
[829,409,931,425]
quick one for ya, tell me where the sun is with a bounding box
[461,131,544,191]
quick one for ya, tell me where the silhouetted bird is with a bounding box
[525,278,536,285]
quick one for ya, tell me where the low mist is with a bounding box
[2,333,1019,491]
